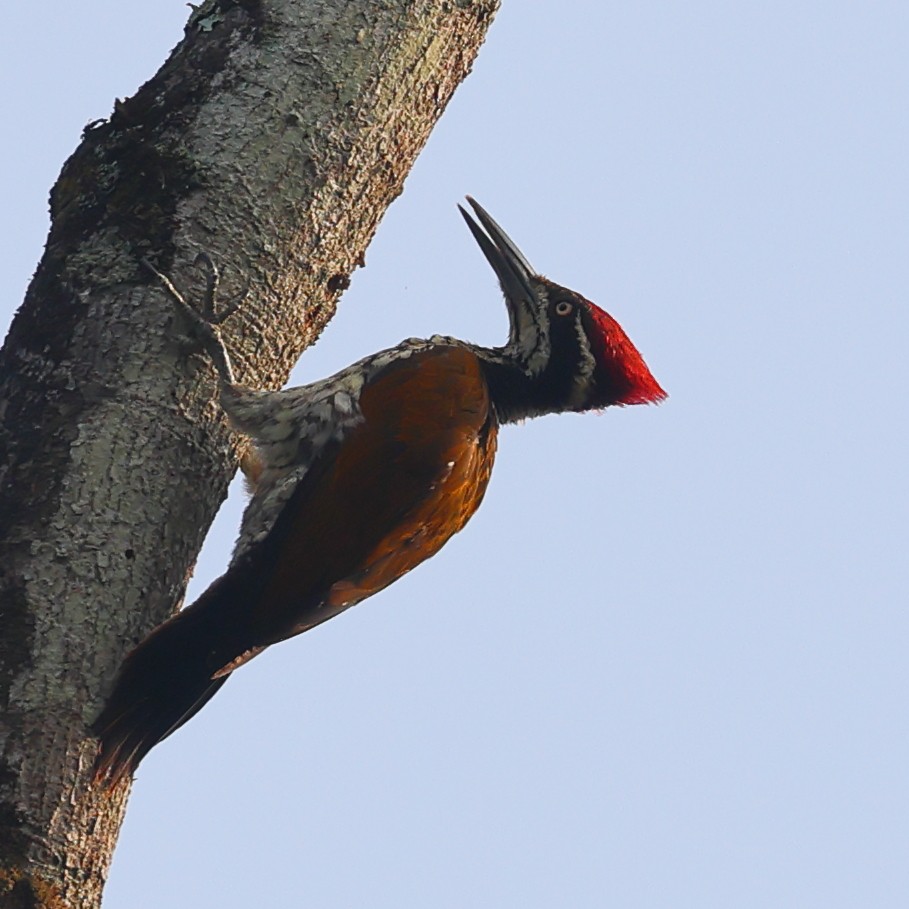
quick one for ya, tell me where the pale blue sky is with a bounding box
[2,3,907,906]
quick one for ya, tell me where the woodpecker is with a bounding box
[92,198,666,785]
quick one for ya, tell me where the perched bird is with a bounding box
[92,198,666,785]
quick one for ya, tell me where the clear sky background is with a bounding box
[2,2,907,906]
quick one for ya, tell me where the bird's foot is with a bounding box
[190,253,248,325]
[142,254,246,385]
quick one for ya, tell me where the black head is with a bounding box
[459,197,666,423]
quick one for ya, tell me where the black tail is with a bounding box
[92,574,251,787]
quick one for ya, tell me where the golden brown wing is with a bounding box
[249,343,498,645]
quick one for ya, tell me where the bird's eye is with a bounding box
[554,300,574,317]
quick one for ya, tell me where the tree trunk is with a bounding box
[0,0,499,904]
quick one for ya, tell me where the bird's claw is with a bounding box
[191,253,248,325]
[142,254,238,385]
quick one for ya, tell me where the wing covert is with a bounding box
[241,344,498,647]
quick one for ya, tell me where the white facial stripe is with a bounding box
[510,286,550,374]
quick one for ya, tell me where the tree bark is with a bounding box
[0,0,499,904]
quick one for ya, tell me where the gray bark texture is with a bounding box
[0,0,499,905]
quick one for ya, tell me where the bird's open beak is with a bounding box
[459,197,540,344]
